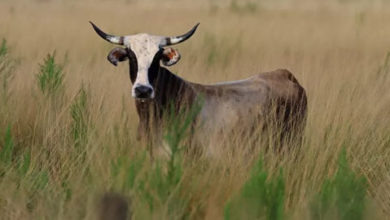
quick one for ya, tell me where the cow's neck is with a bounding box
[154,67,193,110]
[134,66,196,122]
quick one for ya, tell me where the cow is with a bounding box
[90,22,307,157]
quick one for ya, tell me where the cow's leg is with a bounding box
[135,101,154,159]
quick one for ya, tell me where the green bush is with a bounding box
[0,125,14,168]
[311,148,368,220]
[135,100,202,218]
[70,85,89,147]
[36,52,64,96]
[110,151,146,191]
[224,157,285,220]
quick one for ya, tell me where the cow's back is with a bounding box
[190,69,307,155]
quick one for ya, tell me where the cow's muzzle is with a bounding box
[134,85,154,99]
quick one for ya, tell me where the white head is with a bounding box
[90,22,199,99]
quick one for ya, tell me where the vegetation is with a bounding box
[224,158,285,220]
[36,52,64,96]
[0,0,389,219]
[310,149,367,220]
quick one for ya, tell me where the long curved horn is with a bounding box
[161,23,200,46]
[89,21,124,45]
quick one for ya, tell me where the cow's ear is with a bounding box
[161,48,181,66]
[107,47,128,66]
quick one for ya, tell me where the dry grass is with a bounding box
[0,0,390,219]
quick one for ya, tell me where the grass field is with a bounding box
[0,0,390,219]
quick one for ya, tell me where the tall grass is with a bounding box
[224,158,285,220]
[310,148,367,220]
[71,85,90,147]
[0,39,15,102]
[223,148,368,220]
[36,52,64,96]
[0,125,14,168]
[0,39,16,126]
[0,0,389,219]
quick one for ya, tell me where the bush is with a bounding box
[0,125,14,168]
[224,157,285,220]
[36,52,64,96]
[311,148,368,220]
[70,85,89,147]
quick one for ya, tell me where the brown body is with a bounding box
[136,67,307,156]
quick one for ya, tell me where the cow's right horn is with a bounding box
[90,21,124,45]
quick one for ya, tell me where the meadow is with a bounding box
[0,0,390,219]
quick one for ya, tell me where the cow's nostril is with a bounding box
[134,86,153,98]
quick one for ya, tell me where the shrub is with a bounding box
[135,100,202,218]
[36,52,64,96]
[70,85,89,147]
[224,157,285,220]
[0,125,14,168]
[310,148,368,220]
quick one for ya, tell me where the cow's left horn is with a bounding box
[90,21,124,45]
[161,23,200,46]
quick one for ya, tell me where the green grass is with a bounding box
[36,52,64,96]
[311,148,367,220]
[71,85,90,148]
[224,157,285,220]
[0,125,14,168]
